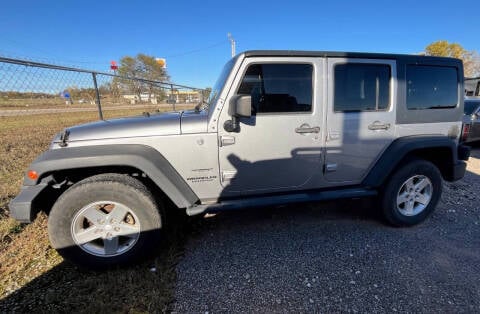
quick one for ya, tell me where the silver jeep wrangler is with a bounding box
[9,51,470,268]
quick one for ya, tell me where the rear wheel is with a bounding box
[48,174,163,269]
[381,159,442,227]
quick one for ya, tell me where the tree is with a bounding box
[65,86,97,104]
[202,87,212,101]
[115,54,170,101]
[425,41,480,77]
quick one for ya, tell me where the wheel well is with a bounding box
[389,147,454,183]
[36,166,178,215]
[406,147,453,179]
[377,146,455,188]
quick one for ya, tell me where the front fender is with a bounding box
[24,144,198,208]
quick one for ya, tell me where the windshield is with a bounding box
[204,57,237,112]
[464,100,480,115]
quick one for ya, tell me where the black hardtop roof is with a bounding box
[242,50,461,63]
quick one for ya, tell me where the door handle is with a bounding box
[295,125,320,134]
[368,121,391,130]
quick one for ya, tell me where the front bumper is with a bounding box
[8,183,48,223]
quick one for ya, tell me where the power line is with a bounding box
[0,37,231,69]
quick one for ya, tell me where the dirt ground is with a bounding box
[0,107,478,312]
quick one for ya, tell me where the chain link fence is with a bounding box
[0,56,206,119]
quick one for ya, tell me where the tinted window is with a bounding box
[406,65,458,109]
[237,64,313,113]
[334,63,390,112]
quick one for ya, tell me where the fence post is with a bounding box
[170,84,176,111]
[92,72,104,120]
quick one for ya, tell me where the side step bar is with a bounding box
[186,187,377,216]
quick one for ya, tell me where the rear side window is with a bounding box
[237,63,313,114]
[406,65,458,110]
[334,63,391,112]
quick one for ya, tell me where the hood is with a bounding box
[54,112,182,143]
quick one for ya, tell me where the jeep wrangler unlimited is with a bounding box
[9,51,470,268]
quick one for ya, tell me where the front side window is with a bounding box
[406,65,458,110]
[237,63,313,114]
[334,63,391,112]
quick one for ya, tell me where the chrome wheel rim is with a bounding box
[396,175,433,216]
[71,201,141,257]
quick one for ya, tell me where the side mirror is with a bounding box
[230,95,252,118]
[224,95,252,132]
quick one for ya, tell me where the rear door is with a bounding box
[324,58,396,184]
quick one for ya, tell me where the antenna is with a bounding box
[227,33,236,57]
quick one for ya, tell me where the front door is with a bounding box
[325,58,396,183]
[217,58,325,195]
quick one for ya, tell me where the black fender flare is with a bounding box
[362,135,464,187]
[24,144,199,208]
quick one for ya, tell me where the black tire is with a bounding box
[381,159,442,227]
[48,173,164,269]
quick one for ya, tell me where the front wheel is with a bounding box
[48,174,164,269]
[381,159,442,227]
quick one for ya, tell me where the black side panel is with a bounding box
[9,183,49,222]
[362,136,458,187]
[188,187,377,216]
[458,144,471,161]
[25,145,198,208]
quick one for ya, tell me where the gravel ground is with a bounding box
[172,148,480,313]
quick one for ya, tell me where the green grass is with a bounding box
[0,108,191,312]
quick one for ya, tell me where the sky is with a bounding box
[1,0,479,88]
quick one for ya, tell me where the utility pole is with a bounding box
[228,33,236,57]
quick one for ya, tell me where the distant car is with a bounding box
[461,98,480,144]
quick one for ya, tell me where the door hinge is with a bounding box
[325,163,337,172]
[219,135,235,147]
[329,131,341,140]
[222,170,237,181]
